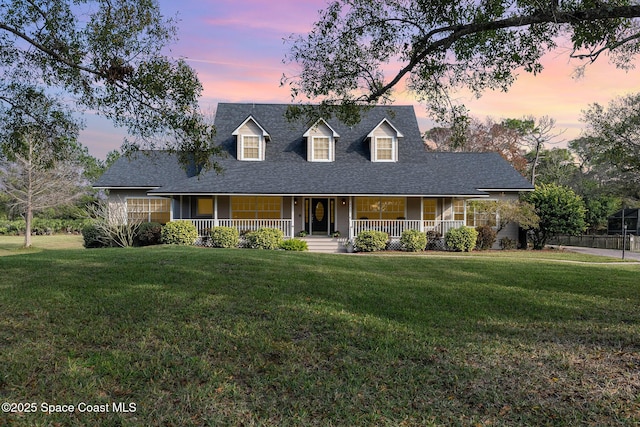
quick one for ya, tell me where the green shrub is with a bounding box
[137,222,163,246]
[475,225,497,250]
[355,230,388,252]
[245,228,284,250]
[0,220,24,235]
[444,226,478,252]
[210,226,240,248]
[280,238,308,251]
[426,230,444,250]
[400,229,427,252]
[161,220,198,246]
[82,223,109,248]
[500,237,517,250]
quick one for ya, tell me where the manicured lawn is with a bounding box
[1,244,639,426]
[0,234,84,255]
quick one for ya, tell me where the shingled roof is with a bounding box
[94,103,534,196]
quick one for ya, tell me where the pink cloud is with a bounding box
[81,0,640,159]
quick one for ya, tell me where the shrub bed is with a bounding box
[445,226,478,252]
[245,228,284,250]
[355,230,388,252]
[280,238,308,251]
[400,229,427,252]
[81,223,109,248]
[0,218,90,235]
[161,221,198,246]
[210,226,240,248]
[137,222,163,246]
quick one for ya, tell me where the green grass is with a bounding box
[1,244,639,426]
[0,234,83,255]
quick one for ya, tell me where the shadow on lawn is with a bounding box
[2,247,639,425]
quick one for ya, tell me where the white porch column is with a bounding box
[419,198,424,232]
[179,195,183,219]
[290,197,296,238]
[214,195,219,227]
[348,196,354,240]
[463,199,467,226]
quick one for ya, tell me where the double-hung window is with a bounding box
[241,135,261,161]
[375,137,395,161]
[312,136,331,161]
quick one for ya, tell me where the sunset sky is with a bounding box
[82,0,640,159]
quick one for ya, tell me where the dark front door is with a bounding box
[311,198,329,234]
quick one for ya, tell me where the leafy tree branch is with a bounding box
[284,0,640,124]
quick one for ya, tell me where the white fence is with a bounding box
[186,219,293,238]
[350,220,465,239]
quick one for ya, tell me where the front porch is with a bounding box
[187,218,465,240]
[168,195,478,241]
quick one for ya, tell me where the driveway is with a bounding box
[553,245,640,261]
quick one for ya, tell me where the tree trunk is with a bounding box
[24,205,32,248]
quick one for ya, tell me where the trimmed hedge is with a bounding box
[244,228,284,250]
[400,229,427,252]
[445,226,478,252]
[137,222,163,246]
[355,230,388,252]
[161,221,198,246]
[280,238,308,251]
[82,223,109,248]
[210,226,240,248]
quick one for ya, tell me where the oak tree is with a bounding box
[578,93,640,198]
[284,0,640,124]
[0,0,216,169]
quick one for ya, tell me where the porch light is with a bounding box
[341,198,347,205]
[294,198,298,205]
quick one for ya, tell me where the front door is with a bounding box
[311,198,329,234]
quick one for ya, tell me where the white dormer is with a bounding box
[232,115,270,161]
[303,119,340,162]
[368,118,403,162]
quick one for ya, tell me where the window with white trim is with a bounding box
[312,136,331,161]
[231,196,282,219]
[373,136,397,162]
[127,198,171,224]
[423,199,438,221]
[453,199,465,221]
[240,135,262,161]
[356,197,405,220]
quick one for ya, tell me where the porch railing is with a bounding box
[186,219,293,238]
[349,219,465,239]
[423,220,466,236]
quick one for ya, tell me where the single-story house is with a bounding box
[94,103,534,248]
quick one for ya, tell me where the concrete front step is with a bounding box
[299,237,346,253]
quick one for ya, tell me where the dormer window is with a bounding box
[312,136,331,161]
[368,118,403,162]
[375,137,394,161]
[241,135,261,160]
[232,115,269,161]
[303,119,339,162]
